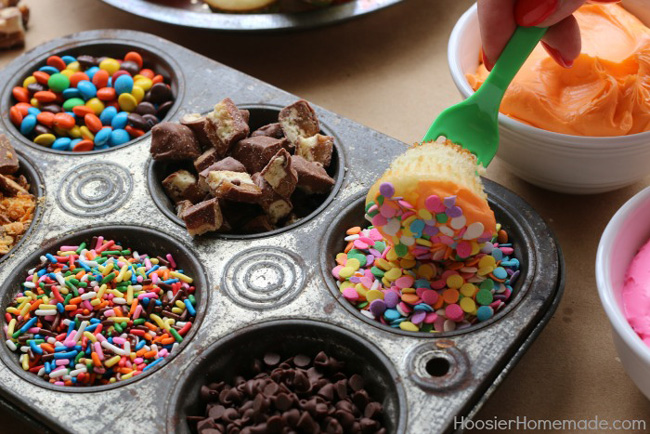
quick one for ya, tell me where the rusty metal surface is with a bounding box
[100,0,407,31]
[0,30,564,434]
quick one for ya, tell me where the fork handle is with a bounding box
[471,26,548,116]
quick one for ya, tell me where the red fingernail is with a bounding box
[481,47,494,71]
[541,42,574,68]
[515,0,559,26]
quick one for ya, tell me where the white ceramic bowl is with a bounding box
[596,186,650,400]
[448,3,650,194]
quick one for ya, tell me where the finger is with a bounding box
[478,0,517,69]
[516,0,584,27]
[541,15,581,67]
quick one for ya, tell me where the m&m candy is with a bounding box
[9,52,175,152]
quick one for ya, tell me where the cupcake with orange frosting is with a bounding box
[366,139,496,261]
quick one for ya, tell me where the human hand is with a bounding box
[478,0,621,70]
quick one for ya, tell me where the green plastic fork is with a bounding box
[423,26,548,167]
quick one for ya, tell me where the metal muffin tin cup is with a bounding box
[0,149,45,267]
[147,104,346,239]
[1,38,184,155]
[0,225,210,393]
[167,319,407,434]
[320,181,536,338]
[0,30,564,434]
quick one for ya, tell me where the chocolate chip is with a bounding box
[253,393,270,413]
[325,417,343,434]
[197,418,219,432]
[349,374,364,392]
[315,402,329,418]
[297,411,317,433]
[360,417,379,433]
[335,409,356,431]
[292,370,311,394]
[282,408,300,428]
[245,424,267,434]
[335,400,357,414]
[317,383,335,401]
[244,380,257,397]
[274,392,292,411]
[266,415,283,433]
[352,390,369,411]
[293,354,311,368]
[209,404,226,420]
[363,402,382,419]
[201,384,220,401]
[263,382,279,397]
[222,407,239,423]
[263,352,281,367]
[219,388,235,405]
[334,380,348,400]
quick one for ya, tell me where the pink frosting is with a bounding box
[623,238,650,348]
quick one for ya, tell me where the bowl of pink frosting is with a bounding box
[596,186,650,400]
[448,2,650,194]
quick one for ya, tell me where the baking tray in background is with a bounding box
[100,0,406,31]
[0,29,564,433]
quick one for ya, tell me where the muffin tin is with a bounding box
[0,30,564,433]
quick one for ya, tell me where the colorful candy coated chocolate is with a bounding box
[331,223,520,333]
[9,51,174,151]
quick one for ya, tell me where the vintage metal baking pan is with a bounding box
[0,30,564,433]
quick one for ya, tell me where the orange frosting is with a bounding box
[467,4,650,136]
[413,180,496,237]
